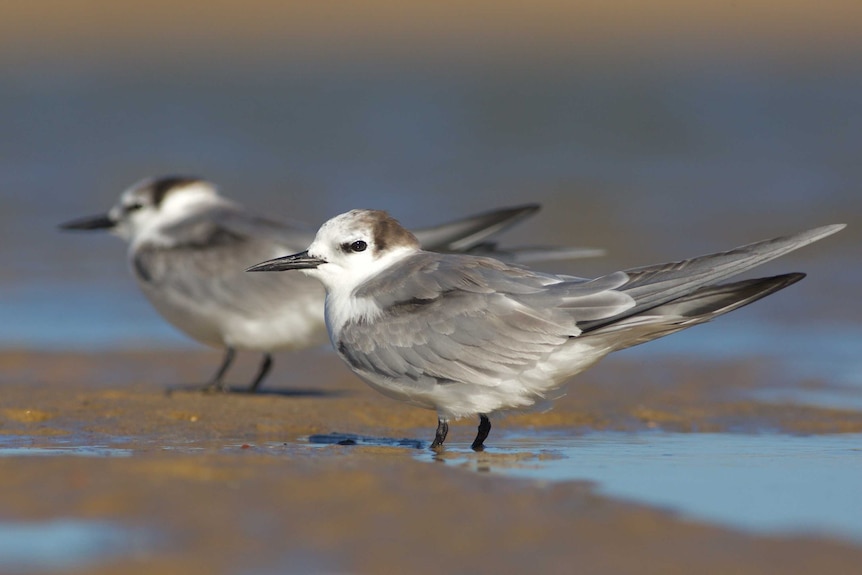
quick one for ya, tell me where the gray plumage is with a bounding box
[248,210,844,449]
[61,177,601,393]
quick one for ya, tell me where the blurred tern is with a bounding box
[61,176,601,393]
[248,209,844,450]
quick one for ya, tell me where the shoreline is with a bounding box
[1,348,861,573]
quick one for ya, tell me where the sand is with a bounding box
[2,348,861,574]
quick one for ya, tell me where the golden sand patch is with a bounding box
[126,458,251,483]
[3,408,54,423]
[165,411,200,423]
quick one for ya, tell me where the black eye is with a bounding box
[349,240,367,253]
[125,203,144,213]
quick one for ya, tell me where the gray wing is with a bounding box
[133,207,321,316]
[338,224,844,386]
[160,205,316,251]
[578,224,845,333]
[411,204,604,262]
[338,253,633,387]
[460,243,606,263]
[412,204,540,252]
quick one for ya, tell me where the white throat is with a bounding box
[314,245,414,291]
[316,246,416,336]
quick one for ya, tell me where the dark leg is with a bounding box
[204,346,235,392]
[471,414,491,451]
[247,353,273,393]
[430,418,449,450]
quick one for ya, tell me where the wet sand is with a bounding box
[2,348,861,574]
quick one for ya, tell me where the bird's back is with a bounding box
[131,205,327,350]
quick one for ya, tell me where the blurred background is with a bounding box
[1,1,859,374]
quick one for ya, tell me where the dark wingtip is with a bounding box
[493,203,541,221]
[779,272,807,287]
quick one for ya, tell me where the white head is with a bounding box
[60,176,224,242]
[247,209,421,291]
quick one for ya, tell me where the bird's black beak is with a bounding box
[59,213,116,231]
[246,251,327,272]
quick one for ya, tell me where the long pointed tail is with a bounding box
[578,224,844,333]
[585,273,805,350]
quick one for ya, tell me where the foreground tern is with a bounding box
[61,177,600,393]
[248,209,844,449]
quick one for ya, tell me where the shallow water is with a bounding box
[0,445,132,457]
[0,519,155,574]
[425,431,862,543]
[2,424,861,550]
[619,319,862,408]
[0,434,134,458]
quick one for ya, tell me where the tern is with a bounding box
[248,209,844,449]
[62,177,601,393]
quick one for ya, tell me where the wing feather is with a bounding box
[578,224,844,332]
[133,208,321,318]
[337,252,634,389]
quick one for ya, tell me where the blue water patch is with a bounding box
[0,434,135,457]
[307,432,425,449]
[618,318,862,407]
[428,432,862,543]
[0,282,190,350]
[0,445,133,457]
[620,318,862,380]
[0,519,154,573]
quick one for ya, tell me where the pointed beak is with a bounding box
[246,251,327,272]
[59,213,116,231]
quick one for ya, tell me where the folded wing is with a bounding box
[339,253,634,387]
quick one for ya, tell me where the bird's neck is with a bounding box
[321,246,419,336]
[324,288,382,340]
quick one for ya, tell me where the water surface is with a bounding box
[427,431,862,543]
[0,519,154,573]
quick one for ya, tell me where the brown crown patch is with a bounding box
[354,210,419,253]
[149,176,205,207]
